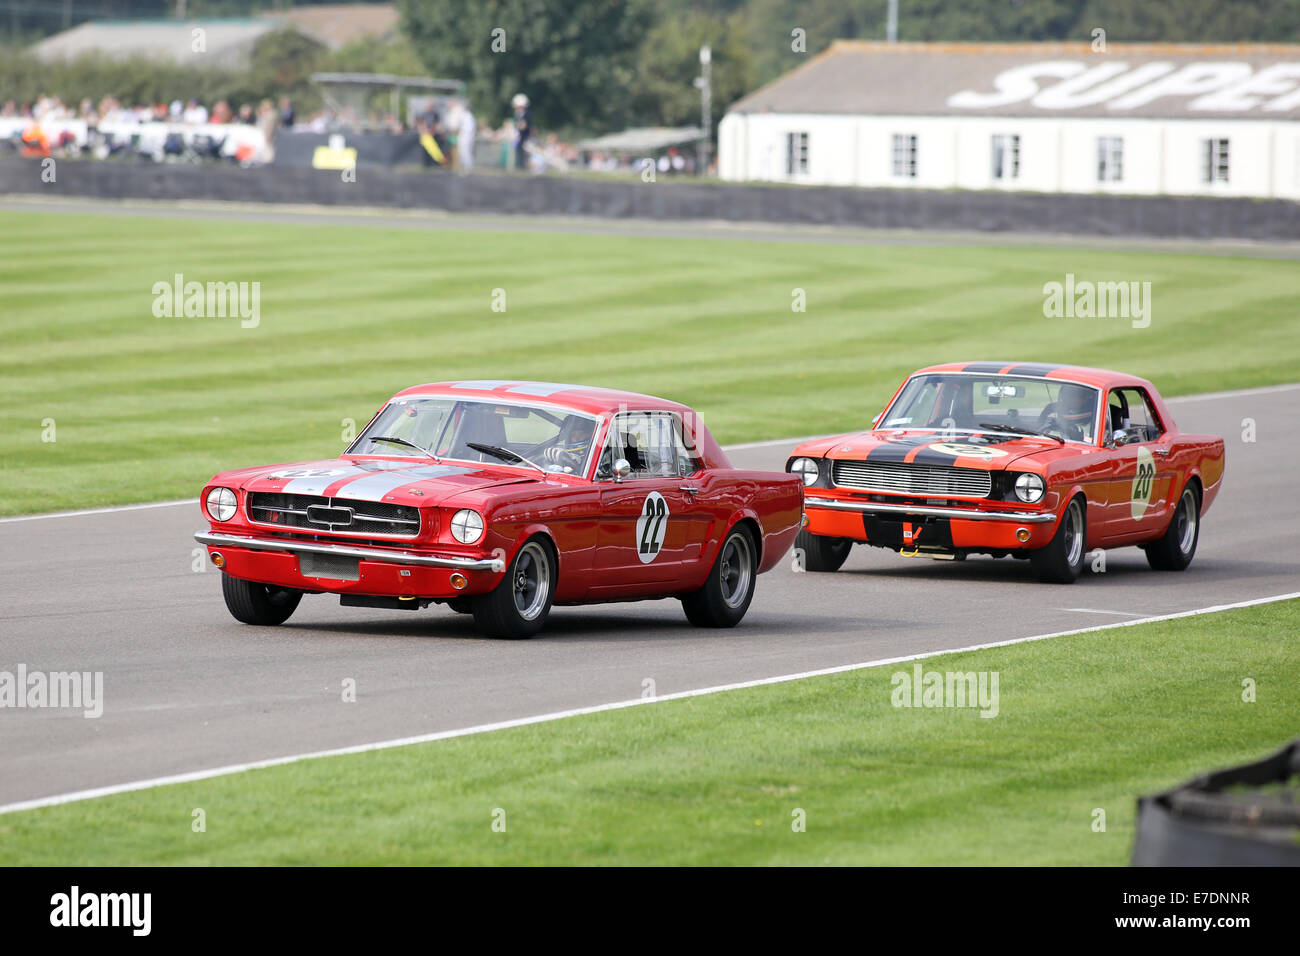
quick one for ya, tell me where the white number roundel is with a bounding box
[1131,446,1156,520]
[635,492,669,564]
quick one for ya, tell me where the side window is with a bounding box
[673,416,703,476]
[1113,388,1164,442]
[600,412,680,479]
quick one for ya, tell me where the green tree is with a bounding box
[396,0,655,131]
[631,11,756,128]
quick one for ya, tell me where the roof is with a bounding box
[393,381,691,418]
[727,41,1300,120]
[260,4,398,50]
[577,127,704,153]
[31,19,285,67]
[916,362,1151,389]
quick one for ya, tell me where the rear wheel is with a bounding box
[795,529,851,572]
[472,537,555,639]
[682,525,758,628]
[221,574,302,625]
[1146,483,1200,571]
[1030,497,1086,584]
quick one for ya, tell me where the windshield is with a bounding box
[881,374,1100,444]
[349,397,599,474]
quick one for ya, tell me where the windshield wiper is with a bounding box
[466,442,547,475]
[367,435,441,461]
[977,423,1064,445]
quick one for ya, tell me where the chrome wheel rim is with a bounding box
[719,532,753,609]
[512,542,550,621]
[1176,491,1198,554]
[1063,502,1083,567]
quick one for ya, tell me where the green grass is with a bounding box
[2,210,1298,515]
[2,600,1295,865]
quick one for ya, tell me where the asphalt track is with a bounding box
[2,384,1298,808]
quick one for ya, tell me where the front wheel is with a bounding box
[1030,497,1086,584]
[795,529,851,572]
[682,525,758,628]
[1146,484,1200,571]
[221,574,302,625]
[472,537,555,639]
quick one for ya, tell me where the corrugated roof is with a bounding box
[262,4,398,50]
[577,127,704,152]
[31,19,282,67]
[727,41,1300,119]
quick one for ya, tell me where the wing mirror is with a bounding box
[1110,428,1133,448]
[613,458,631,482]
[871,412,883,429]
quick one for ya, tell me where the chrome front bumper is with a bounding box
[195,531,506,572]
[803,499,1056,523]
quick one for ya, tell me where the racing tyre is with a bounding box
[472,537,555,639]
[1146,483,1200,572]
[221,574,302,625]
[795,529,851,573]
[682,525,757,628]
[1030,497,1086,584]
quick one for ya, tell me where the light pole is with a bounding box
[697,44,711,175]
[887,0,898,43]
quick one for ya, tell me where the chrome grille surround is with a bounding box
[247,492,421,538]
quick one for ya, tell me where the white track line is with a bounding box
[2,590,1295,817]
[0,499,197,524]
[4,381,1296,523]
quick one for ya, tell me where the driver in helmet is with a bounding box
[543,416,595,472]
[1041,384,1095,441]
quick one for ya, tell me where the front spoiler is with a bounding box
[804,498,1056,523]
[195,531,506,572]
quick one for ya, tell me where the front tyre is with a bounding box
[472,537,555,639]
[221,574,302,625]
[795,529,851,572]
[1146,483,1200,571]
[682,525,758,628]
[1030,497,1086,584]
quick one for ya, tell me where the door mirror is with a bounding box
[1111,428,1132,448]
[871,412,883,429]
[613,458,631,482]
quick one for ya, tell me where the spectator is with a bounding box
[279,96,295,129]
[456,98,476,172]
[182,98,208,124]
[256,98,279,152]
[236,103,255,125]
[511,93,532,171]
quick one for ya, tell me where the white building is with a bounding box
[719,42,1300,200]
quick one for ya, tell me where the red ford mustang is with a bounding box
[788,363,1225,582]
[197,381,802,637]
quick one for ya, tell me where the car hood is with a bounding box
[805,429,1079,472]
[229,457,541,506]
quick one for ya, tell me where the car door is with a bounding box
[593,411,700,592]
[1100,387,1176,543]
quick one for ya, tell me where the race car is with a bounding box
[788,363,1225,582]
[196,381,803,637]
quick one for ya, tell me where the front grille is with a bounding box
[247,493,421,537]
[831,460,992,498]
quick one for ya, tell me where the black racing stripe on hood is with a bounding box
[962,362,1009,373]
[1003,363,1062,377]
[864,435,941,462]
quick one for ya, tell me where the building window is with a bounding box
[785,132,808,175]
[991,134,1020,181]
[891,133,918,178]
[1202,138,1229,183]
[1097,137,1123,182]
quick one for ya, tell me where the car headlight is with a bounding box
[205,486,238,522]
[450,509,484,544]
[1014,473,1046,503]
[789,457,820,487]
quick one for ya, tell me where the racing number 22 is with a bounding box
[640,494,667,555]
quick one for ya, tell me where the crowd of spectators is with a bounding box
[3,90,701,176]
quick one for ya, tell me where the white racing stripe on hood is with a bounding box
[336,465,472,502]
